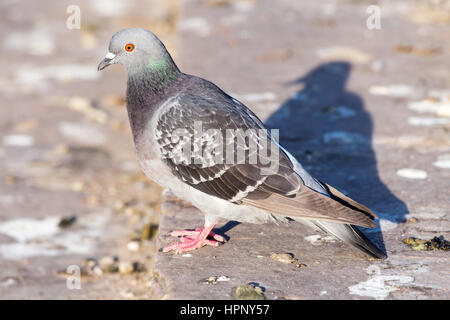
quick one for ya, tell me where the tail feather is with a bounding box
[313,220,387,259]
[318,180,377,219]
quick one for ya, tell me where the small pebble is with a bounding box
[270,252,298,264]
[127,240,141,252]
[235,284,265,300]
[132,261,146,273]
[140,223,159,240]
[84,258,97,268]
[58,216,77,228]
[119,261,134,275]
[107,265,120,273]
[92,265,103,276]
[99,256,118,271]
[83,258,104,276]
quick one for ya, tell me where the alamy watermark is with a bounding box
[66,5,81,30]
[66,265,81,290]
[366,5,381,30]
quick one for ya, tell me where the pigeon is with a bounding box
[98,28,386,259]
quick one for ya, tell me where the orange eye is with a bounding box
[125,43,134,52]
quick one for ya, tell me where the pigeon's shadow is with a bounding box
[265,61,409,254]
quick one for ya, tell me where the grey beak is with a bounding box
[97,52,116,71]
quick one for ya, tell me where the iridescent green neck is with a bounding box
[128,56,181,93]
[147,58,169,71]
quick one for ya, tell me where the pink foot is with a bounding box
[163,224,225,254]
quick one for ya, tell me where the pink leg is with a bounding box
[163,224,225,254]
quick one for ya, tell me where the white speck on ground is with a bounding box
[369,84,414,97]
[408,117,450,126]
[409,90,450,117]
[349,273,415,300]
[2,134,34,147]
[433,160,450,168]
[349,264,415,300]
[433,154,450,169]
[349,259,442,300]
[0,216,103,260]
[217,276,230,282]
[409,99,441,113]
[0,278,17,288]
[127,240,140,252]
[396,168,427,179]
[0,217,60,242]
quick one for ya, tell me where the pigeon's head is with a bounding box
[98,28,176,74]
